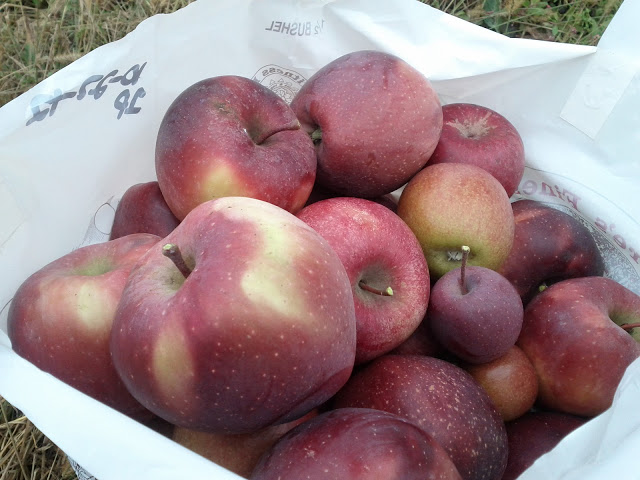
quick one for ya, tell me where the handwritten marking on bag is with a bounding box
[26,62,147,126]
[265,19,324,36]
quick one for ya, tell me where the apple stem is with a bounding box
[359,281,394,297]
[311,128,322,144]
[621,322,640,332]
[460,245,470,295]
[162,243,192,278]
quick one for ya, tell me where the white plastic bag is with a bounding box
[1,0,639,479]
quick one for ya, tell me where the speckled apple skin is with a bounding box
[397,163,515,280]
[8,233,161,420]
[290,50,443,198]
[332,355,508,480]
[428,103,525,197]
[428,265,524,365]
[155,75,316,220]
[297,197,430,364]
[498,199,605,305]
[110,197,357,434]
[517,276,640,417]
[250,408,463,480]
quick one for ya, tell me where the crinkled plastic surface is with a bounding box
[1,1,639,479]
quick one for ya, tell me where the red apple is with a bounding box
[498,199,605,305]
[109,181,180,240]
[172,410,318,479]
[427,246,524,364]
[462,345,539,422]
[7,233,161,420]
[397,162,515,279]
[155,75,316,220]
[110,196,357,434]
[503,411,587,480]
[250,408,463,480]
[428,103,525,197]
[389,316,445,358]
[296,197,430,364]
[290,50,443,198]
[332,354,508,480]
[517,276,640,417]
[304,182,398,212]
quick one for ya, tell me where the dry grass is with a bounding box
[0,0,196,107]
[0,0,623,107]
[0,398,76,480]
[0,0,624,478]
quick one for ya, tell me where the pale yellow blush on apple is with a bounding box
[72,282,118,333]
[152,322,196,408]
[240,224,309,321]
[201,163,249,202]
[212,197,311,322]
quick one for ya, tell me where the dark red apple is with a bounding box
[155,75,316,220]
[461,345,539,421]
[290,50,443,198]
[428,103,525,197]
[296,197,430,364]
[7,233,161,420]
[304,182,398,212]
[427,246,524,364]
[389,316,444,358]
[332,354,508,480]
[503,411,587,480]
[109,181,180,240]
[518,276,640,417]
[498,199,605,305]
[250,408,463,480]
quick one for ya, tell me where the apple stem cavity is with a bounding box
[359,281,394,297]
[162,243,192,278]
[459,245,471,295]
[311,128,323,145]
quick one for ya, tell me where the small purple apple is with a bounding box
[428,246,524,364]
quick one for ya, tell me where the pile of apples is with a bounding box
[7,50,640,480]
